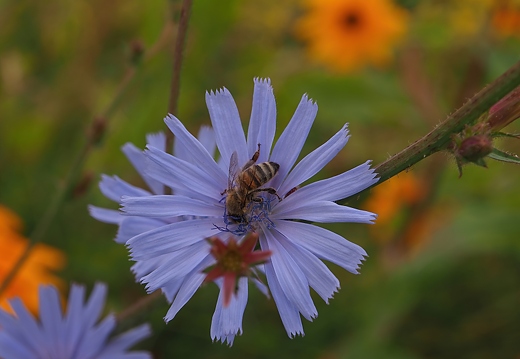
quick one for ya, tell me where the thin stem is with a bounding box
[372,59,520,186]
[114,0,195,328]
[0,62,139,297]
[114,291,165,333]
[166,0,193,150]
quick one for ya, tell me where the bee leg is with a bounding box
[250,187,282,201]
[242,143,261,170]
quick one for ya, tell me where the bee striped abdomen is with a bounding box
[242,162,279,188]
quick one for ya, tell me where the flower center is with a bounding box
[220,250,243,273]
[340,10,362,30]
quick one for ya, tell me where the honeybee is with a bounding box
[223,144,281,225]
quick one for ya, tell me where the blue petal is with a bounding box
[284,161,378,202]
[88,206,122,225]
[197,126,217,157]
[261,229,317,321]
[64,284,87,355]
[261,252,305,338]
[121,194,222,218]
[140,241,210,293]
[211,277,248,346]
[145,146,224,201]
[146,131,166,151]
[205,88,248,165]
[247,78,276,162]
[39,286,65,358]
[274,221,366,274]
[278,124,349,196]
[115,217,166,244]
[75,316,115,359]
[274,200,376,224]
[165,114,227,184]
[269,94,317,189]
[122,143,164,195]
[164,258,211,322]
[99,175,151,202]
[127,218,218,260]
[97,324,152,357]
[1,298,43,354]
[272,230,340,303]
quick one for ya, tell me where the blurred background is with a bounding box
[1,0,520,357]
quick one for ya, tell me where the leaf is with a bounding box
[492,132,520,139]
[488,148,520,164]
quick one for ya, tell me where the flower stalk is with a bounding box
[371,59,520,188]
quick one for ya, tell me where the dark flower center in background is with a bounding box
[340,10,362,30]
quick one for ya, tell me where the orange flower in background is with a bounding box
[0,205,65,313]
[295,0,408,73]
[493,4,520,38]
[364,171,427,249]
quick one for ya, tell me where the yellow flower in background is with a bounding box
[295,0,408,73]
[0,205,65,314]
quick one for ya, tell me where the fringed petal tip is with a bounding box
[301,93,318,107]
[287,330,305,339]
[205,87,232,98]
[253,77,272,86]
[212,330,242,347]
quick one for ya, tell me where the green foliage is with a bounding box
[1,0,520,357]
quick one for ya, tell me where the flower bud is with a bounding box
[457,135,493,163]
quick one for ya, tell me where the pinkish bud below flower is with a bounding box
[458,135,493,163]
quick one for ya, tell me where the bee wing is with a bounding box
[228,151,239,189]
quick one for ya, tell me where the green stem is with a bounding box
[166,0,193,149]
[372,59,520,186]
[115,0,194,327]
[0,63,139,297]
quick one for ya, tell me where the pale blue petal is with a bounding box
[274,221,366,274]
[160,277,184,302]
[164,258,211,322]
[127,218,218,260]
[97,324,151,358]
[273,230,340,303]
[122,143,164,195]
[247,78,276,162]
[262,229,317,321]
[278,124,349,196]
[81,283,107,331]
[261,250,304,338]
[99,175,151,202]
[197,126,216,157]
[145,132,166,151]
[145,145,224,201]
[121,194,221,218]
[269,94,318,189]
[115,217,166,244]
[274,201,376,224]
[0,283,150,358]
[205,88,248,165]
[165,114,227,184]
[64,284,87,355]
[88,206,122,224]
[39,286,65,358]
[75,316,115,358]
[140,241,210,293]
[211,277,248,346]
[285,161,378,202]
[1,299,43,353]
